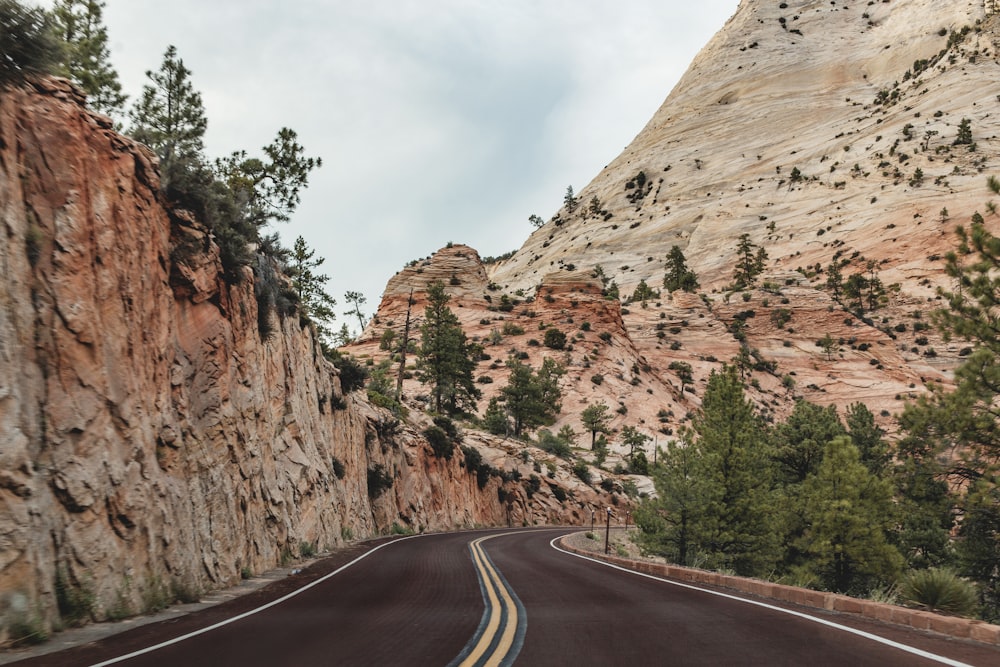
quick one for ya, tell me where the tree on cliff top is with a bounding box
[215,127,322,229]
[0,0,63,86]
[128,45,207,189]
[288,236,336,344]
[51,0,126,117]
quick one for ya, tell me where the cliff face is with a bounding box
[491,0,999,296]
[358,2,1000,450]
[0,80,601,639]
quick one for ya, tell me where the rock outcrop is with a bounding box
[0,80,609,641]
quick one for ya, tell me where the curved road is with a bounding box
[12,528,1000,666]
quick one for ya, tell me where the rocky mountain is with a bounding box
[356,1,1000,444]
[0,79,613,642]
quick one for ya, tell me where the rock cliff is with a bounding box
[0,79,609,641]
[358,2,1000,449]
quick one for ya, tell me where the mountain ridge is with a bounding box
[357,0,1000,442]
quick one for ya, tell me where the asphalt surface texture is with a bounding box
[5,528,1000,666]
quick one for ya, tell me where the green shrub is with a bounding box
[141,575,171,614]
[629,451,649,475]
[366,464,393,499]
[7,609,47,647]
[24,222,43,267]
[572,459,592,485]
[424,425,454,459]
[105,580,133,621]
[55,567,95,627]
[537,429,571,458]
[330,456,346,479]
[501,322,525,336]
[899,568,979,617]
[390,522,414,536]
[330,352,368,392]
[461,445,496,489]
[170,579,201,604]
[543,328,567,350]
[298,540,317,558]
[525,474,542,498]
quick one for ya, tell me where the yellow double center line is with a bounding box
[450,534,526,667]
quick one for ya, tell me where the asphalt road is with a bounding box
[10,528,1000,666]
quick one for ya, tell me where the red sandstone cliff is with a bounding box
[0,79,608,641]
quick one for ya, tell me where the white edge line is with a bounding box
[549,536,974,667]
[90,534,421,667]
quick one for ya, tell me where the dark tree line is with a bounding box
[636,367,907,595]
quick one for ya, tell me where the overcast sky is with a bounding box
[37,0,740,332]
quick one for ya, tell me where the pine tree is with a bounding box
[580,402,612,449]
[663,245,699,293]
[620,425,651,462]
[954,117,973,146]
[629,279,658,304]
[417,281,481,415]
[481,397,509,436]
[668,361,693,394]
[215,127,321,228]
[845,402,889,475]
[635,429,705,566]
[771,400,846,574]
[772,400,845,485]
[897,213,1000,618]
[501,357,564,436]
[334,323,354,346]
[287,236,336,344]
[825,261,843,302]
[343,290,368,332]
[51,0,126,117]
[563,185,578,212]
[956,477,1000,621]
[129,45,207,189]
[891,441,953,571]
[796,436,903,594]
[842,271,869,314]
[732,234,767,288]
[0,0,63,85]
[694,365,780,575]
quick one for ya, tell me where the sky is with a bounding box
[36,0,740,332]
